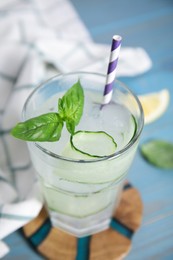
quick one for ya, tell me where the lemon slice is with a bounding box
[138,89,169,124]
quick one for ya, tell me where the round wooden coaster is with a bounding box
[22,183,142,260]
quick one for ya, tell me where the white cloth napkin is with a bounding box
[0,0,152,257]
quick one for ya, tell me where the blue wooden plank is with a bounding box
[3,231,42,260]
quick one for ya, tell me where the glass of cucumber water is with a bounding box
[21,72,144,237]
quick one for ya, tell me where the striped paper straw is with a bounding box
[102,35,122,105]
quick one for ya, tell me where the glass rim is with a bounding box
[23,71,144,163]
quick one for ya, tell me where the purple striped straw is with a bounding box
[102,35,122,105]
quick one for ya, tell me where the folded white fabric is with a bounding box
[0,0,152,257]
[0,240,9,259]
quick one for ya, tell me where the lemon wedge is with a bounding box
[138,89,170,124]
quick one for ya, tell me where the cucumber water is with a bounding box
[25,73,143,237]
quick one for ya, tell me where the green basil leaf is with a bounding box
[58,80,84,133]
[11,113,63,142]
[66,120,75,135]
[140,140,173,169]
[11,81,85,142]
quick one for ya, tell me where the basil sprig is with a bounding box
[11,80,84,142]
[58,80,84,134]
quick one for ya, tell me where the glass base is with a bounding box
[49,206,113,237]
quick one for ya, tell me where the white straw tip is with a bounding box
[113,35,122,41]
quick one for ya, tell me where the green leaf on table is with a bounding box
[58,80,84,134]
[140,140,173,169]
[11,113,64,142]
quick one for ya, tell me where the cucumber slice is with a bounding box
[121,115,137,148]
[58,117,137,184]
[70,130,117,158]
[43,183,118,218]
[129,115,137,142]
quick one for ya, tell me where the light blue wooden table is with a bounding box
[4,0,173,259]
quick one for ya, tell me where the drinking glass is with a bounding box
[23,72,144,237]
